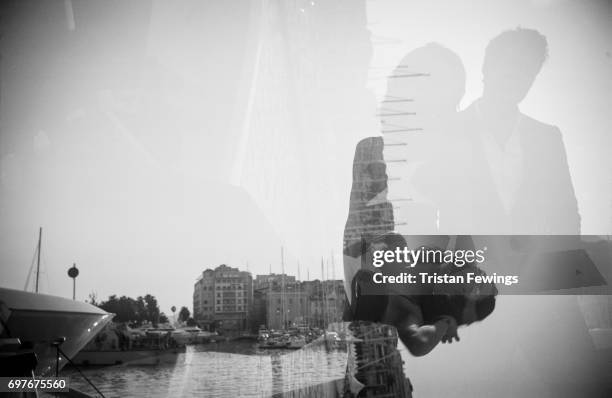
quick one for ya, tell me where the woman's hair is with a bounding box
[387,43,466,110]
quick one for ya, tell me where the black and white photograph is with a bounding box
[1,1,611,397]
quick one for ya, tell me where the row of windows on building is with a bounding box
[201,299,249,305]
[216,274,243,279]
[200,285,245,290]
[276,298,305,304]
[200,306,245,312]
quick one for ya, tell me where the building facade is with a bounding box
[253,273,297,291]
[193,264,253,331]
[195,268,346,331]
[266,290,309,330]
[257,277,347,329]
[302,280,346,328]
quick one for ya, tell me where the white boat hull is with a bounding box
[0,288,112,375]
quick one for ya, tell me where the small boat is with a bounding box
[287,335,307,349]
[258,328,270,342]
[259,337,289,349]
[173,326,217,345]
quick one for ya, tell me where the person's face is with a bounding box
[482,53,541,106]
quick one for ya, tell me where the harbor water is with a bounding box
[60,341,349,398]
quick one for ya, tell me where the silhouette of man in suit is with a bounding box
[445,27,581,234]
[451,28,609,394]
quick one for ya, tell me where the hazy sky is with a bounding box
[1,0,610,317]
[366,0,612,237]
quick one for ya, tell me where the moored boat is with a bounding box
[72,322,186,366]
[173,326,217,345]
[287,335,307,349]
[0,287,112,375]
[258,337,289,349]
[72,346,186,366]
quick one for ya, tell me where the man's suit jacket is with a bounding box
[429,102,581,235]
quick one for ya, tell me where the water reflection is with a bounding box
[62,341,348,397]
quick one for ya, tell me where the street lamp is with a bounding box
[67,263,79,300]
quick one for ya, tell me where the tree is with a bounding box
[143,294,160,324]
[86,291,98,306]
[98,295,138,323]
[178,306,190,323]
[186,317,197,327]
[98,293,164,326]
[135,296,147,324]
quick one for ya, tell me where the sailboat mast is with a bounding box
[268,264,272,329]
[281,246,285,329]
[297,261,301,325]
[35,227,42,293]
[321,258,326,328]
[306,268,310,328]
[330,252,336,323]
